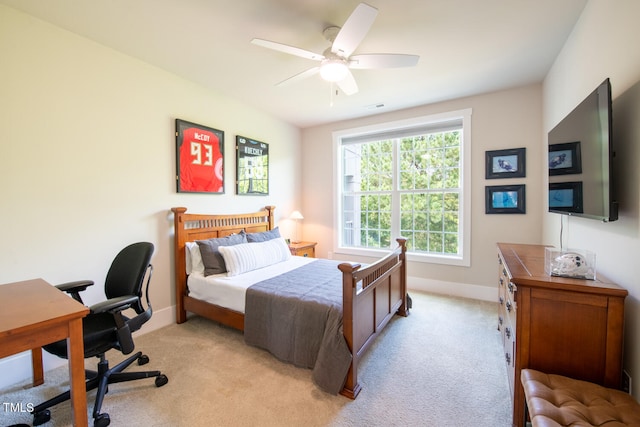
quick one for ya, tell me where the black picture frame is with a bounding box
[485,184,526,214]
[549,181,583,213]
[485,148,526,179]
[175,119,224,194]
[548,141,582,176]
[236,135,269,195]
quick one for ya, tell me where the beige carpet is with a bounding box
[1,292,511,427]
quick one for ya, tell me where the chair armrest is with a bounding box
[90,295,140,355]
[56,280,94,294]
[56,280,94,304]
[90,295,138,315]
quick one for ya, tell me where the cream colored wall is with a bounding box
[542,0,640,398]
[0,5,300,387]
[301,84,543,299]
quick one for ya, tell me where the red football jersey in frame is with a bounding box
[176,119,224,193]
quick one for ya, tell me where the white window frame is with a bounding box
[332,109,472,266]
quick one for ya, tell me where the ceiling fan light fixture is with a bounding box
[320,59,348,82]
[253,3,418,97]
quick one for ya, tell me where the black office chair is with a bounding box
[32,242,168,427]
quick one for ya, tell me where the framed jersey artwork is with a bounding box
[236,135,269,195]
[175,119,224,193]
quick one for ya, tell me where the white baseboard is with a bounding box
[133,304,175,336]
[408,276,497,302]
[0,305,176,391]
[0,352,66,393]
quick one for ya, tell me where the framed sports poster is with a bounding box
[175,119,224,193]
[485,184,526,214]
[485,147,526,179]
[236,135,269,195]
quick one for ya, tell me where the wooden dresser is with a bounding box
[497,243,628,427]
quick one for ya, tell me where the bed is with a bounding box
[171,206,409,398]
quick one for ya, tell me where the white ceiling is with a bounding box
[1,0,587,128]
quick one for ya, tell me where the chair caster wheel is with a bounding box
[138,354,150,365]
[33,409,51,426]
[155,374,169,387]
[94,412,111,427]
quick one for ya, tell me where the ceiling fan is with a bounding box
[251,2,420,96]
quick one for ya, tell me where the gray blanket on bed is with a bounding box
[244,259,352,395]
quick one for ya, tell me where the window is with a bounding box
[334,109,471,266]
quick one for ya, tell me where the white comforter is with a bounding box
[187,256,316,313]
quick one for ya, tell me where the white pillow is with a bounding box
[185,242,205,275]
[218,237,291,276]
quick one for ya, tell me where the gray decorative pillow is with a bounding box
[196,233,247,276]
[245,227,281,243]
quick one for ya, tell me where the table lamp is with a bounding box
[290,210,304,243]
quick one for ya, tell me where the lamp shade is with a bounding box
[290,210,304,220]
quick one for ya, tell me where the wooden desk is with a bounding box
[0,278,90,426]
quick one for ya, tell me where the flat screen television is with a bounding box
[548,78,618,222]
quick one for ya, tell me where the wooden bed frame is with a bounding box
[171,206,409,399]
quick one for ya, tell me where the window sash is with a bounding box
[342,132,462,255]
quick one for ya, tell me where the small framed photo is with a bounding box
[549,141,582,176]
[236,136,269,195]
[175,119,224,194]
[486,184,526,214]
[485,148,526,179]
[549,181,583,213]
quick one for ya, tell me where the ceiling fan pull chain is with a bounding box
[330,82,334,107]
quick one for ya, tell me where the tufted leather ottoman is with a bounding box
[521,369,640,427]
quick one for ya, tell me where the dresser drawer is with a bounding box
[498,253,517,400]
[503,314,516,396]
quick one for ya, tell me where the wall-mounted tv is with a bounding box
[548,78,618,222]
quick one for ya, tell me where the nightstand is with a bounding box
[288,241,317,258]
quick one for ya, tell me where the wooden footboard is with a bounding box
[171,207,409,399]
[338,237,409,399]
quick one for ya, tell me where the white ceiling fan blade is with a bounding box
[332,3,378,58]
[336,69,358,96]
[349,54,420,69]
[276,67,320,87]
[251,38,324,61]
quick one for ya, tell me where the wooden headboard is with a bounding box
[171,206,275,323]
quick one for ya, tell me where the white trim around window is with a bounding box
[332,108,472,267]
